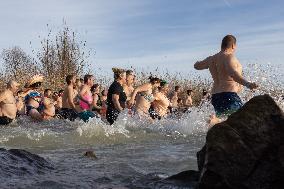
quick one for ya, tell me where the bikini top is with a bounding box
[25,91,42,104]
[140,92,155,103]
[79,94,93,110]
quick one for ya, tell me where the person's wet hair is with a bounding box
[58,89,64,96]
[112,68,126,80]
[126,70,134,76]
[221,35,236,50]
[17,90,23,95]
[91,84,100,92]
[161,80,168,86]
[84,75,93,84]
[101,89,107,96]
[187,89,192,95]
[158,80,168,91]
[44,89,52,95]
[149,76,160,85]
[66,75,74,85]
[174,86,180,92]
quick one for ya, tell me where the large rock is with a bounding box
[198,94,284,189]
[0,148,53,177]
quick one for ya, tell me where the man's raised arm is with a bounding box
[194,56,212,70]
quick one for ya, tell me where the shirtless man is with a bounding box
[170,86,181,108]
[16,90,25,116]
[56,90,64,110]
[194,35,258,124]
[0,80,20,125]
[60,75,78,121]
[150,80,171,119]
[184,89,193,108]
[42,89,55,120]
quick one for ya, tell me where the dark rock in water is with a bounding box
[167,170,199,181]
[161,170,200,188]
[0,148,53,177]
[84,151,97,159]
[197,95,284,189]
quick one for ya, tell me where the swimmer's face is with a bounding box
[161,84,169,94]
[127,74,135,85]
[102,90,108,96]
[11,84,19,93]
[154,82,160,88]
[164,84,169,92]
[120,73,127,84]
[88,77,94,87]
[76,80,81,87]
[71,77,76,85]
[94,86,100,93]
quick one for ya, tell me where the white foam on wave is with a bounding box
[0,63,283,148]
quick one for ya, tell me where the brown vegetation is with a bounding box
[0,23,91,90]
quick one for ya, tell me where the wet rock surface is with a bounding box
[83,151,98,159]
[198,94,284,189]
[167,95,284,189]
[0,148,53,177]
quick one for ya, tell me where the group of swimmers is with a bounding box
[0,70,195,125]
[0,34,259,126]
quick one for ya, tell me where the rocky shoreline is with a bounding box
[165,94,284,188]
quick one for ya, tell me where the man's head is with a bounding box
[84,74,94,87]
[159,80,169,94]
[126,70,135,85]
[58,89,64,97]
[221,35,237,51]
[44,89,52,97]
[174,86,181,92]
[187,89,192,95]
[66,75,76,85]
[7,80,20,93]
[91,84,100,94]
[112,68,127,84]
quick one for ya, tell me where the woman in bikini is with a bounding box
[129,76,160,118]
[24,75,44,121]
[78,74,95,122]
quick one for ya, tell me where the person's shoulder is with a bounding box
[225,53,237,60]
[66,85,73,91]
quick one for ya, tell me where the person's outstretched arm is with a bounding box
[194,56,213,70]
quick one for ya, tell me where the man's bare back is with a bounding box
[194,35,258,122]
[199,52,243,94]
[0,89,17,119]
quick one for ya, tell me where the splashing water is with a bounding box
[0,63,283,188]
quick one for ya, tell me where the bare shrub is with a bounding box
[0,46,39,87]
[36,23,91,90]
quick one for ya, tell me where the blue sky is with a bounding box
[0,0,283,75]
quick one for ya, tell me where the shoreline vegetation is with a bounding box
[0,23,283,106]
